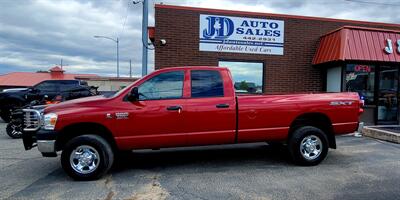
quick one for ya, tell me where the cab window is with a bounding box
[191,70,224,98]
[34,81,58,92]
[138,71,184,100]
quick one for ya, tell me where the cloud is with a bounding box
[0,0,399,77]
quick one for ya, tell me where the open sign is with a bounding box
[354,65,371,73]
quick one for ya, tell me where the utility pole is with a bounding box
[141,0,148,77]
[60,59,63,69]
[133,0,149,77]
[129,59,132,78]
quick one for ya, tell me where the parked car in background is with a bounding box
[0,80,98,122]
[21,66,363,180]
[7,102,47,139]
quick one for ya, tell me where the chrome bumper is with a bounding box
[37,140,56,153]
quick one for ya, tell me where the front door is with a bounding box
[377,66,399,124]
[116,70,187,149]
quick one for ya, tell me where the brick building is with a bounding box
[153,4,400,125]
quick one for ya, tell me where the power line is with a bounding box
[344,0,400,6]
[119,0,131,38]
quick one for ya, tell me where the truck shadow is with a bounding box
[111,143,291,173]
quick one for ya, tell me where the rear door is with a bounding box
[183,69,236,145]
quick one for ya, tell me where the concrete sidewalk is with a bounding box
[363,126,400,144]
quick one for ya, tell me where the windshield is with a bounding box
[109,79,139,98]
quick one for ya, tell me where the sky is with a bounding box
[0,0,400,77]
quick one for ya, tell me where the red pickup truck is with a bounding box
[22,66,363,180]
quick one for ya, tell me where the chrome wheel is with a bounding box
[69,145,100,174]
[300,135,322,160]
[11,124,22,136]
[6,123,22,138]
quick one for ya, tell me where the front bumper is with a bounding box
[23,129,58,157]
[37,140,56,153]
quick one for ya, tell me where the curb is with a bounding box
[362,126,400,144]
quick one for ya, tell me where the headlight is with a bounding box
[43,113,58,130]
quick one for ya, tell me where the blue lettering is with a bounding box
[250,21,258,28]
[273,30,280,37]
[255,29,263,36]
[245,29,254,35]
[270,22,279,29]
[240,20,249,27]
[260,21,268,28]
[236,27,244,34]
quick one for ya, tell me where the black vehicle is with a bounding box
[7,101,47,139]
[0,80,98,122]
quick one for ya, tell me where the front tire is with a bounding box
[61,135,114,181]
[6,123,22,139]
[288,126,328,166]
[1,111,11,123]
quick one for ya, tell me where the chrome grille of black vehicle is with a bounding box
[23,109,42,131]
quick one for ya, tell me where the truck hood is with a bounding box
[0,89,27,101]
[2,88,28,93]
[45,95,110,113]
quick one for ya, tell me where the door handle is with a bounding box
[216,104,229,108]
[167,105,182,111]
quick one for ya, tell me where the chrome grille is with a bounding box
[23,109,42,131]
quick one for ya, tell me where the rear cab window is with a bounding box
[191,70,224,98]
[58,80,81,91]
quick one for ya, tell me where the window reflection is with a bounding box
[219,61,263,94]
[345,64,375,105]
[138,71,184,100]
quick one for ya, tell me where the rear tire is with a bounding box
[61,135,114,181]
[288,126,328,166]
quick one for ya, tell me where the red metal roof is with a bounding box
[0,66,97,87]
[313,26,400,65]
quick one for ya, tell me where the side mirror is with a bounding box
[127,87,139,101]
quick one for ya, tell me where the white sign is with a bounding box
[384,38,400,54]
[199,14,284,55]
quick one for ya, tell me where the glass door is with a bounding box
[377,66,399,124]
[218,61,264,94]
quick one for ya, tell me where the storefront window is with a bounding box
[345,64,375,105]
[218,61,263,94]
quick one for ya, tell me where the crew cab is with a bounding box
[22,67,363,180]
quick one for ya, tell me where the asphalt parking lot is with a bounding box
[0,120,399,200]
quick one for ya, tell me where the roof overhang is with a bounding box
[312,26,400,65]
